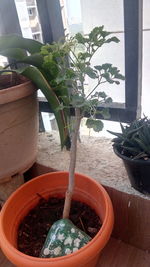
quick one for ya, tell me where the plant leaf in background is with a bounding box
[86,118,104,132]
[18,66,70,149]
[0,35,70,149]
[0,35,42,54]
[0,48,26,60]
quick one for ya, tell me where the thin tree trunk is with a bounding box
[63,108,81,219]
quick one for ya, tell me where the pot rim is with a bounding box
[114,146,150,165]
[0,80,37,105]
[0,171,114,264]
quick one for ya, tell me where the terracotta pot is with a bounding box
[0,171,114,267]
[0,78,38,180]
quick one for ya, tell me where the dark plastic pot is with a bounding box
[114,147,150,194]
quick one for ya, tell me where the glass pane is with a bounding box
[0,56,8,67]
[62,0,125,103]
[142,1,150,117]
[143,0,150,29]
[80,0,124,33]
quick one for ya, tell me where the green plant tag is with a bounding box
[40,219,91,258]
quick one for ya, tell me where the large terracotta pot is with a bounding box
[0,171,114,267]
[0,78,38,181]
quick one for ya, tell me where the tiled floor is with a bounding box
[1,238,150,267]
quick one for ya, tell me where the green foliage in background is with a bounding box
[0,26,124,145]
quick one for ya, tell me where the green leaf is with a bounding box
[100,108,110,119]
[101,63,112,70]
[17,66,69,149]
[107,130,123,138]
[94,65,103,71]
[105,97,113,103]
[86,118,104,132]
[134,137,148,152]
[75,33,86,44]
[114,81,120,85]
[0,48,26,60]
[122,146,141,154]
[71,95,85,107]
[89,26,104,40]
[66,68,76,79]
[85,67,98,79]
[114,73,125,80]
[120,123,126,134]
[98,91,107,99]
[21,53,44,68]
[105,37,120,43]
[101,31,111,38]
[78,52,91,60]
[101,72,114,83]
[0,35,42,54]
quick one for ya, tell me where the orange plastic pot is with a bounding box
[0,172,114,267]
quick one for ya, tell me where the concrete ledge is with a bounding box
[37,132,150,199]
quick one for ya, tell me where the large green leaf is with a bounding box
[86,118,104,132]
[20,53,44,68]
[0,48,44,68]
[0,48,26,60]
[18,66,70,149]
[0,35,42,54]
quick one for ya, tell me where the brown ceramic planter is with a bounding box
[0,77,38,180]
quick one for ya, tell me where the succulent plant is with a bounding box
[108,117,150,160]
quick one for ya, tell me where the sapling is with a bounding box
[39,26,124,257]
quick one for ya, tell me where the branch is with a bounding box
[86,80,107,99]
[62,108,81,219]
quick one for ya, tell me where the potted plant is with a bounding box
[0,71,38,182]
[0,26,124,267]
[0,36,70,187]
[108,117,150,194]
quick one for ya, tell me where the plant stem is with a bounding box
[62,108,81,219]
[86,80,107,99]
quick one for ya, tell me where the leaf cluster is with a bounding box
[0,26,124,137]
[109,117,150,160]
[41,26,124,133]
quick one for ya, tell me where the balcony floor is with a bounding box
[1,237,150,267]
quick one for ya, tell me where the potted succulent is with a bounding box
[109,117,150,194]
[0,26,124,267]
[0,36,70,186]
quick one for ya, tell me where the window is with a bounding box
[28,8,33,16]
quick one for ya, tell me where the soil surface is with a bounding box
[17,196,101,257]
[0,73,27,90]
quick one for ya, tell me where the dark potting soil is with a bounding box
[0,73,27,90]
[17,196,102,257]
